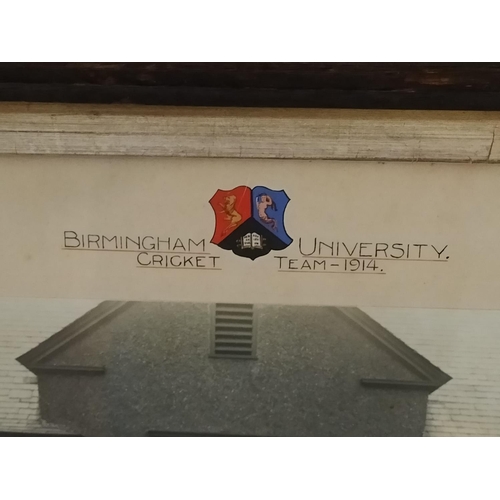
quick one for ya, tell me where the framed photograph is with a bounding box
[1,65,499,437]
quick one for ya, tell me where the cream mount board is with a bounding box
[0,154,499,309]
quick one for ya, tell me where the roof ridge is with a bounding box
[336,307,452,392]
[16,301,133,371]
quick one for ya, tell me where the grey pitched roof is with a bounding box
[337,308,451,391]
[17,301,132,373]
[18,302,451,394]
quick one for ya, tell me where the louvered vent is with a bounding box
[210,303,256,359]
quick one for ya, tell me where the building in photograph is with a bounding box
[2,300,451,436]
[2,299,499,436]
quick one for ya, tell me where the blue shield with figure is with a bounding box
[209,185,292,260]
[252,186,292,248]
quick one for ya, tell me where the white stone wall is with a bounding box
[0,298,100,433]
[363,307,500,437]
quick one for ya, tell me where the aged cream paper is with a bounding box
[0,155,497,309]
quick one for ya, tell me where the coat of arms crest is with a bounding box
[209,185,292,260]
